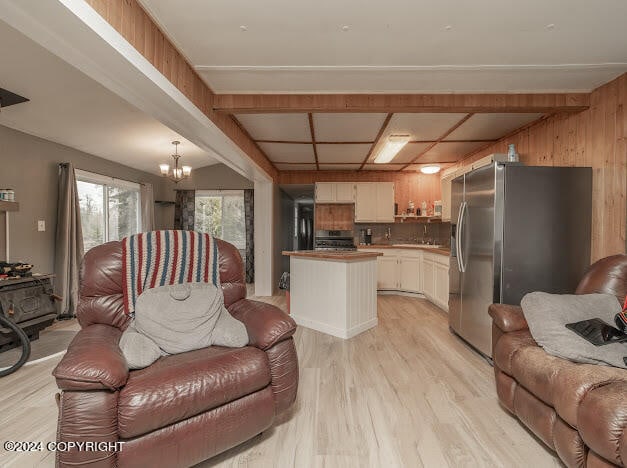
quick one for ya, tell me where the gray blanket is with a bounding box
[521,292,627,369]
[120,283,248,369]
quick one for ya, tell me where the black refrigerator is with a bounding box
[449,162,592,358]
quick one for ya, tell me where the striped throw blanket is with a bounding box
[122,230,218,316]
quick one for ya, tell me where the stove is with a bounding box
[314,230,357,251]
[0,274,57,352]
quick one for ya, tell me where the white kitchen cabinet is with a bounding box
[315,182,335,203]
[422,258,435,300]
[354,183,378,222]
[399,256,421,293]
[440,175,453,222]
[422,252,449,311]
[355,182,394,223]
[335,183,355,203]
[315,182,355,203]
[377,256,399,289]
[375,182,395,222]
[434,263,449,311]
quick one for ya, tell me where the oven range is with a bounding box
[314,230,357,251]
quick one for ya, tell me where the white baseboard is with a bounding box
[377,290,426,298]
[291,315,377,340]
[346,318,378,338]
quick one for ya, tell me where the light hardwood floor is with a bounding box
[0,293,560,468]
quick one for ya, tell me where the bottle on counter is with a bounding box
[421,201,428,216]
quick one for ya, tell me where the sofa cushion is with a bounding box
[511,345,574,407]
[553,363,627,429]
[578,381,627,466]
[493,329,537,375]
[118,345,271,438]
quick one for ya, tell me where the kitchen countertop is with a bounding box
[358,244,451,256]
[282,250,383,261]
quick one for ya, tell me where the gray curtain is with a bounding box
[244,189,254,283]
[54,162,84,318]
[140,183,155,231]
[174,190,195,230]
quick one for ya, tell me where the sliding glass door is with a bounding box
[195,190,246,260]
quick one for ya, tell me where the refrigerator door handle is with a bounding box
[457,201,468,273]
[455,201,465,272]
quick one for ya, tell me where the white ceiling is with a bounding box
[313,114,387,141]
[235,112,542,169]
[140,0,627,93]
[0,21,216,175]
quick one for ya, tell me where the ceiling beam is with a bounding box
[82,0,278,181]
[213,93,590,114]
[254,138,496,145]
[358,113,393,170]
[400,114,474,170]
[307,113,320,170]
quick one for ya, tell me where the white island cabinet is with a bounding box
[283,250,382,339]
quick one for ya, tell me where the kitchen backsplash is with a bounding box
[354,222,451,247]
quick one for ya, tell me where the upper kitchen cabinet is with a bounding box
[335,183,356,203]
[355,182,395,223]
[440,167,458,222]
[315,182,355,203]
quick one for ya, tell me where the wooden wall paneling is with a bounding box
[281,171,442,219]
[213,93,590,114]
[314,204,355,230]
[455,73,627,262]
[83,0,278,180]
[394,173,441,214]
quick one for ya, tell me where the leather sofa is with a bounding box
[489,255,627,467]
[52,239,299,468]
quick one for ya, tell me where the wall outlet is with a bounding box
[38,220,46,232]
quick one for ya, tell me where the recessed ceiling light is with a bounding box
[420,165,441,174]
[240,25,248,31]
[445,25,453,31]
[373,135,411,164]
[545,23,555,30]
[341,25,350,32]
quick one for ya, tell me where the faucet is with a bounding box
[385,227,391,241]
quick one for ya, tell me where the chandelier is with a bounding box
[159,141,191,183]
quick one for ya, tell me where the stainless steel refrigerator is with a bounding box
[449,162,592,358]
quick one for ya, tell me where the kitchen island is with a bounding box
[282,250,382,339]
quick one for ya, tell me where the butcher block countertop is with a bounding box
[282,250,383,261]
[358,244,451,256]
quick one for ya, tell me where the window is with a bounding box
[76,170,141,251]
[195,190,245,250]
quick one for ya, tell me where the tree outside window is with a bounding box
[195,191,245,256]
[76,170,141,252]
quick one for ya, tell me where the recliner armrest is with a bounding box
[488,304,529,333]
[53,324,129,391]
[229,299,296,350]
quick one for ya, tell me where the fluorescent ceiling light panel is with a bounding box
[420,165,441,174]
[373,135,411,163]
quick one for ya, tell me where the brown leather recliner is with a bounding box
[52,239,298,468]
[489,255,627,467]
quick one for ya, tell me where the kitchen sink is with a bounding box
[392,244,443,248]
